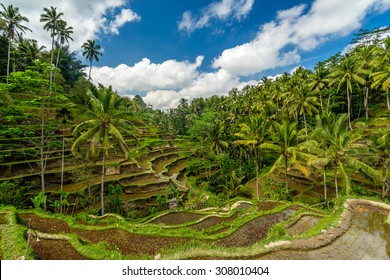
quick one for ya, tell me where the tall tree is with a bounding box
[81,39,103,81]
[56,107,73,213]
[310,114,381,198]
[307,62,330,110]
[330,56,365,130]
[205,121,229,155]
[289,84,320,137]
[40,6,63,65]
[71,85,136,215]
[353,44,376,119]
[0,4,31,83]
[18,38,46,63]
[54,20,73,70]
[371,62,390,110]
[235,115,269,200]
[261,120,311,192]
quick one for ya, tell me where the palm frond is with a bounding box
[259,142,282,153]
[71,125,101,155]
[348,157,382,182]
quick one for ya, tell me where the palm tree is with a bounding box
[235,115,269,200]
[371,62,390,109]
[81,39,103,80]
[307,62,330,110]
[353,44,376,119]
[289,84,320,137]
[260,120,311,192]
[380,36,390,63]
[40,6,63,65]
[0,4,31,83]
[18,38,46,63]
[330,56,365,130]
[205,121,229,155]
[71,85,136,215]
[40,6,64,94]
[56,107,73,213]
[311,114,381,198]
[54,20,73,70]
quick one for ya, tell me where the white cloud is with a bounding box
[178,0,254,34]
[143,69,241,110]
[1,0,140,51]
[107,8,141,35]
[91,56,204,92]
[143,90,183,111]
[4,0,390,111]
[213,0,390,76]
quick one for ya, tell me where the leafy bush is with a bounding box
[0,181,28,208]
[31,192,47,210]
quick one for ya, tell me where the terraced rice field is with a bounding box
[1,199,388,260]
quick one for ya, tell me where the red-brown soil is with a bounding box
[189,211,240,231]
[75,229,188,257]
[215,206,300,247]
[29,239,88,260]
[19,213,189,259]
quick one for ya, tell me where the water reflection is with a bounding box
[351,208,390,257]
[257,205,390,259]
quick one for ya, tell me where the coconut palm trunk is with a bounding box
[6,40,11,83]
[89,60,93,81]
[323,167,327,201]
[101,151,106,215]
[346,84,352,130]
[60,123,65,211]
[364,87,369,120]
[303,111,308,137]
[254,146,259,200]
[383,166,389,199]
[334,166,339,199]
[40,112,47,211]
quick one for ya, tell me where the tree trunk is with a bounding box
[303,111,308,137]
[101,152,106,215]
[319,91,323,112]
[60,124,65,213]
[364,87,369,120]
[334,166,339,199]
[54,44,62,83]
[285,155,288,191]
[327,92,331,110]
[40,109,47,211]
[323,167,327,201]
[346,85,353,130]
[88,61,92,81]
[383,166,388,199]
[6,38,11,83]
[49,36,55,96]
[255,146,259,200]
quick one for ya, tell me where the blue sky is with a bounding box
[4,0,390,109]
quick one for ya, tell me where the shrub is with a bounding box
[0,181,28,208]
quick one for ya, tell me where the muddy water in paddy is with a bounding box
[257,205,390,260]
